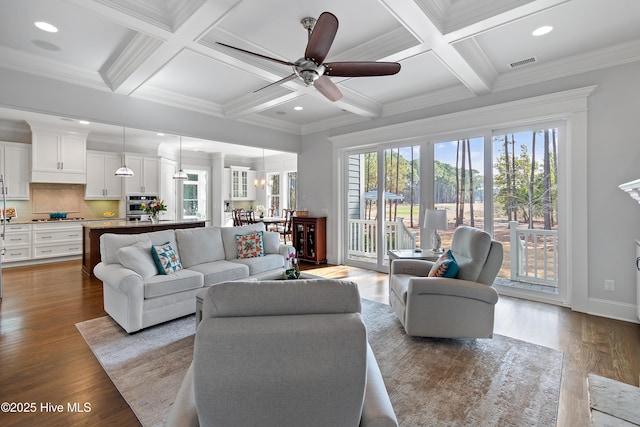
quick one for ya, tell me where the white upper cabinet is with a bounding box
[85,151,122,200]
[0,142,30,200]
[29,123,87,184]
[230,167,256,201]
[125,154,160,195]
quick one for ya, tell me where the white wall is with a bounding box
[298,60,640,322]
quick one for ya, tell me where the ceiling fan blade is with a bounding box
[325,62,401,77]
[253,74,297,93]
[313,76,343,102]
[216,42,294,67]
[304,12,338,65]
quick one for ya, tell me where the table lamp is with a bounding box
[424,209,447,253]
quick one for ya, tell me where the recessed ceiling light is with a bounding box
[79,120,90,125]
[532,26,553,36]
[34,21,58,33]
[157,133,166,136]
[293,106,304,111]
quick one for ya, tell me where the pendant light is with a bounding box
[173,136,188,180]
[254,149,266,188]
[115,127,134,177]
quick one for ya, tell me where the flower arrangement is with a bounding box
[142,199,166,223]
[142,199,167,214]
[284,251,300,279]
[255,204,266,218]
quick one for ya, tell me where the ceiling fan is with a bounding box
[216,11,401,102]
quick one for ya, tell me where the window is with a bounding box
[182,169,207,219]
[287,171,297,210]
[267,173,280,212]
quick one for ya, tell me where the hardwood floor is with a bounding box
[1,260,639,426]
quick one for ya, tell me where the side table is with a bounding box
[388,249,441,275]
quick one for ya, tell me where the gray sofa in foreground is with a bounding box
[94,223,293,333]
[166,279,399,427]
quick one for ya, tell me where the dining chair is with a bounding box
[277,209,294,244]
[232,209,243,226]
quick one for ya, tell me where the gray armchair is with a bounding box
[389,226,503,338]
[167,278,398,427]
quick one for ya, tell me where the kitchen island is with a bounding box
[82,220,206,277]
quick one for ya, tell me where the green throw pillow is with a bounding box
[151,241,182,275]
[428,249,459,278]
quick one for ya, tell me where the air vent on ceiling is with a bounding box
[509,56,537,69]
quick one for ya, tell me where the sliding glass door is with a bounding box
[345,145,420,271]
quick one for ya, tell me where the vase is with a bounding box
[284,268,300,280]
[150,212,160,224]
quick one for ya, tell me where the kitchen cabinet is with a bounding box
[125,155,160,195]
[30,125,87,184]
[230,167,256,200]
[32,223,83,259]
[293,216,327,264]
[0,142,30,200]
[1,223,32,263]
[85,151,122,199]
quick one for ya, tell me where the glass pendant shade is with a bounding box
[173,136,187,180]
[115,127,134,177]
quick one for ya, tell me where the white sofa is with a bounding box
[94,223,294,333]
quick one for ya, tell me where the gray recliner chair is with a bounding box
[166,278,398,427]
[389,226,503,338]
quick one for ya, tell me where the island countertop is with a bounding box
[82,219,206,230]
[82,220,206,277]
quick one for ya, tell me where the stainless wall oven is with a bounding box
[126,195,158,220]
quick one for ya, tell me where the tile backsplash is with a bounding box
[7,183,120,221]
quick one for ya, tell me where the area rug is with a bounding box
[76,300,563,426]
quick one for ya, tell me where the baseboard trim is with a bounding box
[587,297,640,324]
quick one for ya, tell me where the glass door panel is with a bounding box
[346,151,378,266]
[492,128,560,297]
[382,146,421,265]
[433,137,484,249]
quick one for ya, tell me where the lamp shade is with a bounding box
[424,209,447,230]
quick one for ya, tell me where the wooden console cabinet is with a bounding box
[292,216,326,264]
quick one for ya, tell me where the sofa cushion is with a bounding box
[147,229,178,247]
[100,233,151,264]
[428,249,459,278]
[144,269,203,299]
[230,253,284,276]
[188,260,250,285]
[176,227,225,268]
[263,231,280,254]
[221,223,266,260]
[116,241,157,279]
[236,230,265,258]
[152,242,183,274]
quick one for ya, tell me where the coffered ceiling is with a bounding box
[0,0,639,144]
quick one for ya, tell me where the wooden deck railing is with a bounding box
[348,218,416,259]
[509,221,558,287]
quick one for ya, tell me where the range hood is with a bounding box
[619,179,640,204]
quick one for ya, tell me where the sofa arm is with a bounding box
[94,262,145,298]
[278,244,296,257]
[408,277,499,305]
[361,343,398,427]
[390,259,433,277]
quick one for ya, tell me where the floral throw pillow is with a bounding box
[428,249,459,278]
[236,231,265,259]
[151,241,182,275]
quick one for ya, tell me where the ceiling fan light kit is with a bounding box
[216,11,400,102]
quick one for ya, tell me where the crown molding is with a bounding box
[101,33,164,91]
[131,85,224,117]
[0,45,108,92]
[237,114,301,135]
[494,38,640,93]
[94,0,174,32]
